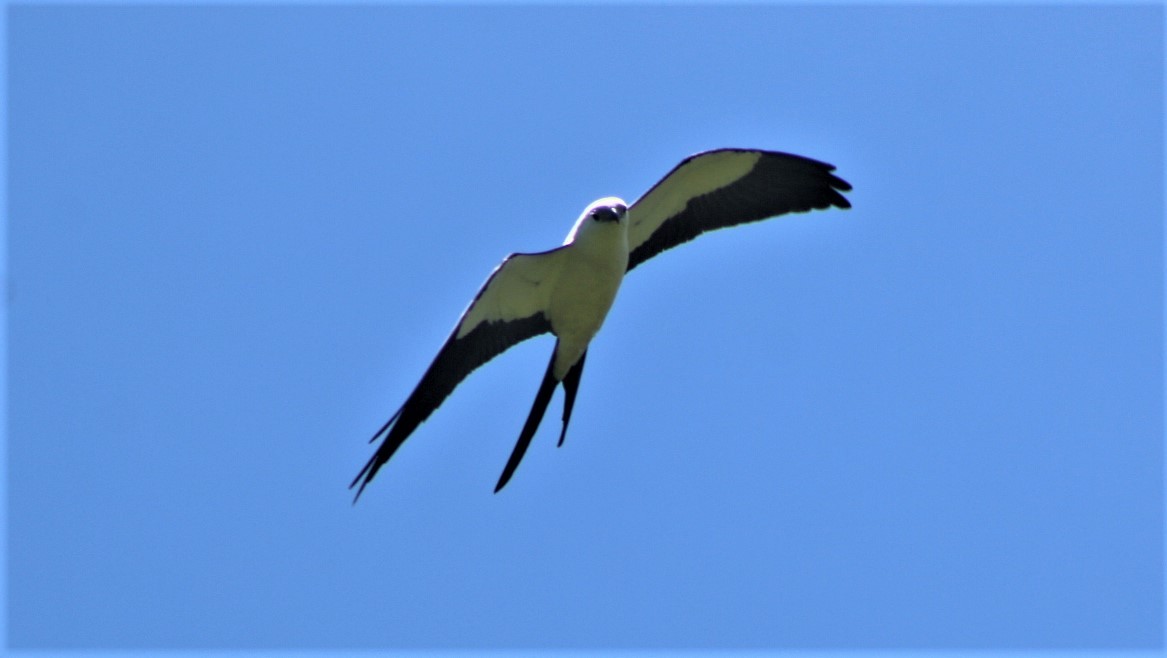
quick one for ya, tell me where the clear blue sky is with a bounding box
[7,4,1163,653]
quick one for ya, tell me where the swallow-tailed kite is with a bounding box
[351,148,851,499]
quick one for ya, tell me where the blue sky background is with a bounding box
[6,3,1163,653]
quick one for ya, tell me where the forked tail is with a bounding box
[494,351,560,493]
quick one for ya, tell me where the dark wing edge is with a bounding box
[626,149,852,272]
[350,249,564,501]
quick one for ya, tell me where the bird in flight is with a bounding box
[351,148,851,499]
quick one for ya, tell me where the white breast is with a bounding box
[547,218,628,378]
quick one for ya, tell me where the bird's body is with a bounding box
[351,148,851,499]
[547,198,628,378]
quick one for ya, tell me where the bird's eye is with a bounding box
[592,208,617,222]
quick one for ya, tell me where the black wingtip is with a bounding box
[368,407,403,444]
[350,406,406,503]
[349,455,376,504]
[831,173,853,193]
[827,171,853,210]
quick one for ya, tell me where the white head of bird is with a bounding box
[564,196,628,245]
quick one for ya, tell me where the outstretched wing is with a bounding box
[625,149,852,272]
[351,247,569,500]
